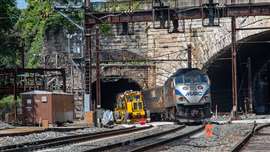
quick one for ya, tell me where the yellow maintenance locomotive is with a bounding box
[114,90,148,123]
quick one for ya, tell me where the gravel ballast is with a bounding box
[151,123,253,152]
[0,121,13,130]
[38,124,180,152]
[0,125,125,146]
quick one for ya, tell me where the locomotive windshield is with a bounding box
[175,72,209,84]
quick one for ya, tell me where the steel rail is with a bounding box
[0,129,46,137]
[84,125,186,152]
[0,127,89,137]
[128,125,204,152]
[0,126,152,152]
[231,123,270,152]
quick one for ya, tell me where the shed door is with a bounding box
[24,98,35,124]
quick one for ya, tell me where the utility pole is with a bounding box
[96,27,101,110]
[247,57,253,113]
[95,27,101,127]
[84,0,94,126]
[231,16,238,119]
[13,67,17,122]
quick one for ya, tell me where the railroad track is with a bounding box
[231,123,270,152]
[0,127,87,137]
[0,125,152,152]
[84,125,203,152]
[0,128,46,137]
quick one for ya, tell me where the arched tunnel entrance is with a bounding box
[91,76,141,110]
[206,30,270,114]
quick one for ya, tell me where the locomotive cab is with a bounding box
[164,68,212,123]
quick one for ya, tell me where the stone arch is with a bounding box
[91,76,142,110]
[204,30,270,113]
[100,65,156,89]
[192,16,270,68]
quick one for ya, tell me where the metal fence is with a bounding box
[90,0,270,12]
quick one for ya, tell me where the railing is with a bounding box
[90,0,270,12]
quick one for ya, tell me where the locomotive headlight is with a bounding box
[178,97,185,102]
[182,86,189,90]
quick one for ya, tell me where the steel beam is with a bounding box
[0,68,64,73]
[236,27,270,31]
[0,68,66,95]
[85,3,270,26]
[98,59,188,63]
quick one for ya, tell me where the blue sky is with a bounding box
[16,0,27,9]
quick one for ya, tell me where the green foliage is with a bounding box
[0,0,19,31]
[0,95,21,119]
[0,0,20,68]
[0,96,13,110]
[99,22,112,36]
[113,0,141,12]
[94,0,141,12]
[96,0,142,35]
[0,96,21,110]
[16,0,83,68]
[16,0,52,68]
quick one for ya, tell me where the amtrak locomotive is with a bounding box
[143,68,212,123]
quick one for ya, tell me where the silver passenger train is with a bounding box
[143,68,212,123]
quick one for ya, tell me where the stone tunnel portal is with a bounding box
[92,77,141,110]
[206,30,270,114]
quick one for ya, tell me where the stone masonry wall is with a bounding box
[44,28,84,119]
[100,16,270,87]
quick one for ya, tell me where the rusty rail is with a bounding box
[84,125,187,152]
[129,125,204,152]
[0,127,89,137]
[231,123,270,152]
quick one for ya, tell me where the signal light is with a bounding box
[183,86,188,90]
[178,97,184,101]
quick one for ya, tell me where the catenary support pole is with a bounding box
[247,57,253,113]
[231,16,238,119]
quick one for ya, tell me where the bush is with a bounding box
[0,96,21,119]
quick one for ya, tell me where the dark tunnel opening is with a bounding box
[206,31,270,114]
[91,77,141,110]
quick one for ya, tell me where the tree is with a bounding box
[16,0,83,68]
[0,0,20,68]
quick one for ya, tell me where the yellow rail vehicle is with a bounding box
[114,91,147,123]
